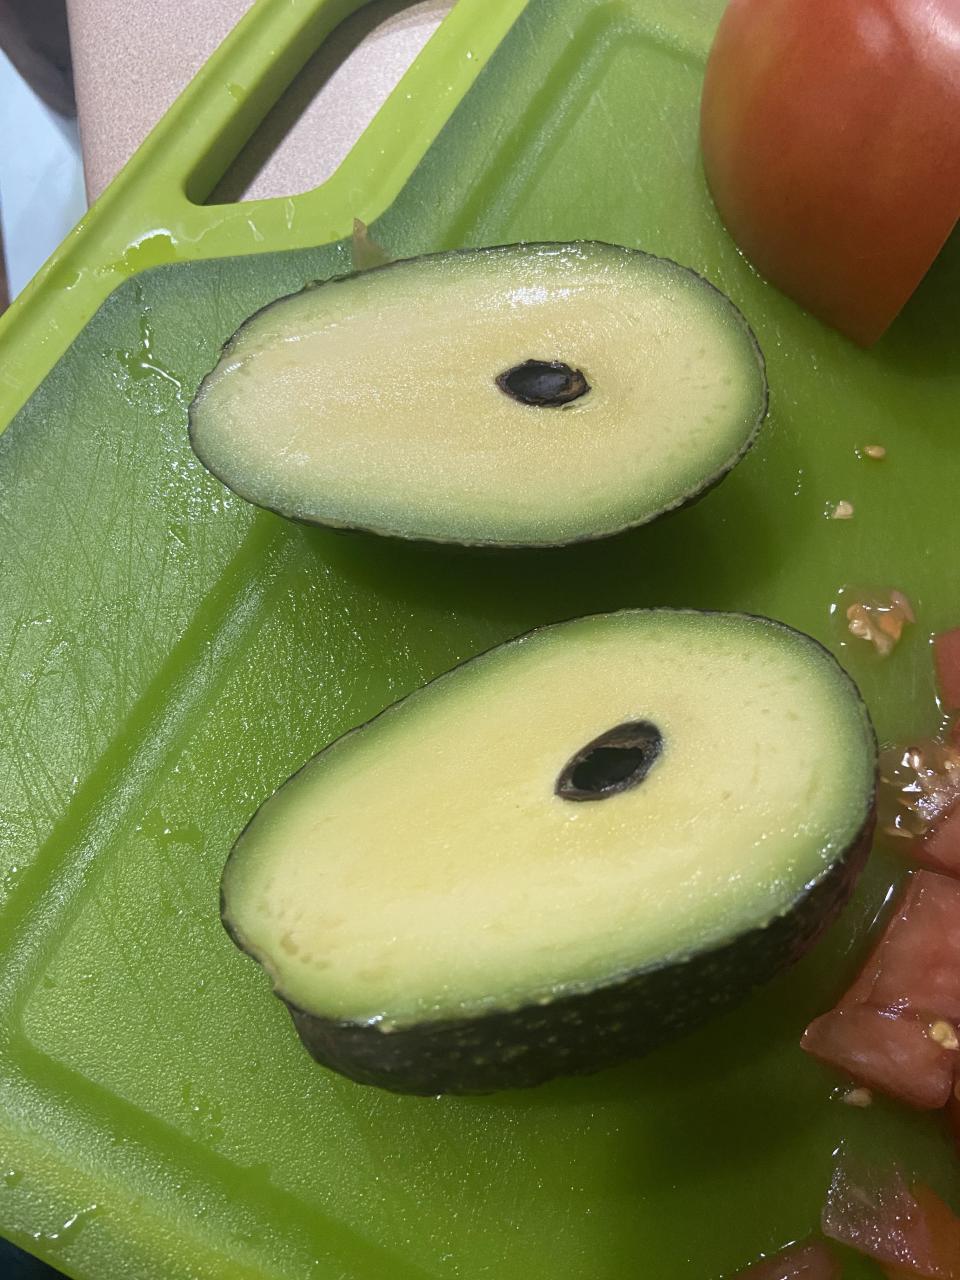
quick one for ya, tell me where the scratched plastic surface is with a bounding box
[1,0,959,1277]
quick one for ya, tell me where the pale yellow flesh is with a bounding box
[192,244,764,544]
[224,612,875,1027]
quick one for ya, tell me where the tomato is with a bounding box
[891,1186,960,1278]
[912,803,960,880]
[700,0,960,345]
[848,872,960,1017]
[822,1163,960,1279]
[802,1005,955,1110]
[733,1239,840,1279]
[935,630,960,712]
[801,872,960,1107]
[849,873,960,1022]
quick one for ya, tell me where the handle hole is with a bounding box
[205,0,451,205]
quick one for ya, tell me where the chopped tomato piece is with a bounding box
[935,630,960,712]
[822,1163,960,1279]
[802,1005,955,1109]
[880,1186,960,1278]
[851,872,960,1022]
[912,803,960,879]
[802,871,960,1106]
[733,1238,840,1278]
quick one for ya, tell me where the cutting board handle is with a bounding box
[171,0,374,205]
[0,0,524,417]
[112,0,517,243]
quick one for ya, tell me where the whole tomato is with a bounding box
[701,0,960,344]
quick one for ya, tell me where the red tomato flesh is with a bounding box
[733,1239,840,1279]
[802,1005,955,1110]
[822,1164,960,1279]
[801,871,960,1106]
[849,872,960,1021]
[935,630,960,712]
[701,0,960,345]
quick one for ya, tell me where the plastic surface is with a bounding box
[0,0,958,1276]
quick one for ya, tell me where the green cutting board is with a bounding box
[1,0,958,1276]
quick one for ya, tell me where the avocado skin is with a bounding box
[187,242,768,549]
[280,818,872,1095]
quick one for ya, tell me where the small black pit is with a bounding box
[495,359,590,407]
[556,720,663,802]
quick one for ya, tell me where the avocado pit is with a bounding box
[556,720,663,800]
[495,359,590,407]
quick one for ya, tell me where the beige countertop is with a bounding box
[67,0,451,202]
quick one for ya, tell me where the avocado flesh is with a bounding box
[222,611,876,1094]
[189,243,767,546]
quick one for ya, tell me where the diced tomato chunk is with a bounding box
[880,1185,960,1278]
[935,629,960,712]
[853,872,960,1022]
[733,1238,840,1278]
[802,1005,955,1109]
[912,804,960,879]
[802,871,960,1106]
[822,1163,960,1279]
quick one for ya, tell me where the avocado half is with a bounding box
[221,610,877,1095]
[189,243,767,547]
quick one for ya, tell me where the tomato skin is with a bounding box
[934,630,960,712]
[701,0,960,345]
[733,1239,840,1279]
[802,871,960,1106]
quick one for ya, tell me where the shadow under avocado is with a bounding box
[432,854,896,1153]
[295,454,796,640]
